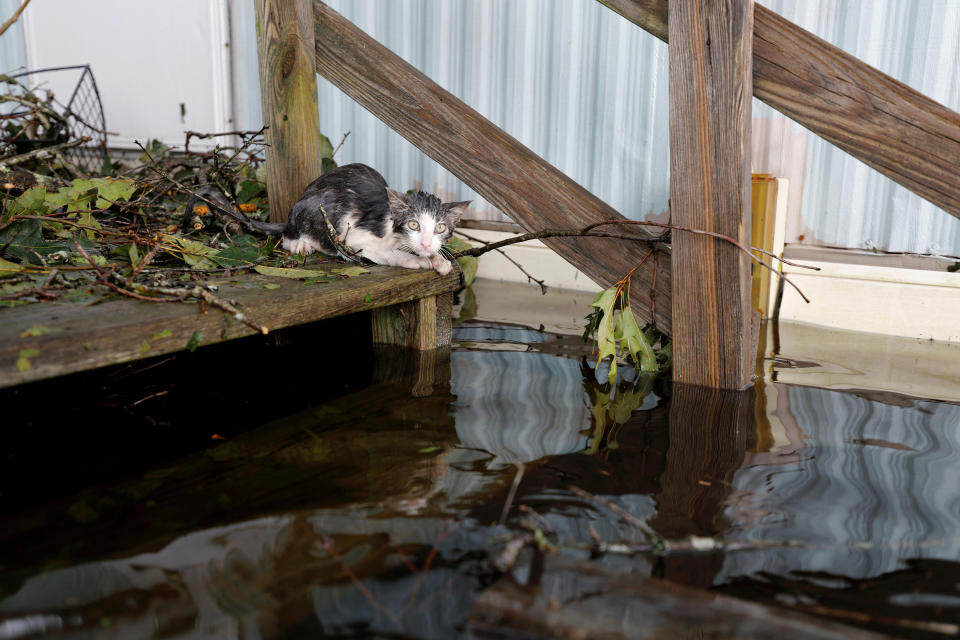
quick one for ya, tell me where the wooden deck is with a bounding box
[0,266,459,389]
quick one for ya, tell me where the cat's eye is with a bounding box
[407,220,420,231]
[435,223,446,233]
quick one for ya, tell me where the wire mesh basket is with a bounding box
[8,64,108,174]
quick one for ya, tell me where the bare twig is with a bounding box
[0,139,84,170]
[134,139,266,235]
[330,131,351,159]
[455,230,547,294]
[569,485,667,552]
[0,0,31,39]
[498,463,525,525]
[73,233,269,335]
[450,220,817,304]
[320,535,400,625]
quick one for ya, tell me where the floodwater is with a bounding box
[2,281,960,639]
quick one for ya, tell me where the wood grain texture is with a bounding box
[0,266,458,388]
[312,1,671,329]
[255,0,324,223]
[371,291,453,350]
[669,0,754,389]
[599,0,960,221]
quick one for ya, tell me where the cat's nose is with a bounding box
[421,239,431,249]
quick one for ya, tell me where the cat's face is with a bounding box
[387,190,469,257]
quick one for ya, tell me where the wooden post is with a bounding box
[255,0,324,223]
[371,292,453,351]
[669,0,755,389]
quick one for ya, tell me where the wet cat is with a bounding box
[278,164,468,275]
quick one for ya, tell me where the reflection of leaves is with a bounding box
[582,371,656,456]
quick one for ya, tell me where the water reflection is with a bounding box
[2,318,960,638]
[719,385,960,583]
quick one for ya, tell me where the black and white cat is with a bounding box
[279,164,468,275]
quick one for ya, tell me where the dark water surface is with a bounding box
[2,300,960,638]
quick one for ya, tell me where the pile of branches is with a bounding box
[0,80,352,330]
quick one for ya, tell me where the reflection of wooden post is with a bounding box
[255,0,323,223]
[669,0,755,389]
[652,383,757,586]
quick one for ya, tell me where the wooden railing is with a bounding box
[256,0,960,389]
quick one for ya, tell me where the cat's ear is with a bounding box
[386,189,410,214]
[443,200,471,224]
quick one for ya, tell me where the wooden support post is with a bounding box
[255,0,324,223]
[669,0,755,389]
[371,292,453,351]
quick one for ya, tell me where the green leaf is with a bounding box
[418,446,441,453]
[445,239,478,287]
[263,283,280,290]
[364,293,372,303]
[0,257,24,277]
[618,304,658,373]
[16,348,39,371]
[70,253,107,267]
[590,287,620,384]
[319,133,334,162]
[213,245,260,267]
[151,329,172,340]
[15,186,47,214]
[166,235,219,270]
[90,177,136,209]
[139,340,151,355]
[185,331,203,352]
[329,265,368,277]
[254,265,327,278]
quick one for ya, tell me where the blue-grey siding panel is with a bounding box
[235,0,959,254]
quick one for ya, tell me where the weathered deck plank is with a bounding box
[0,266,458,389]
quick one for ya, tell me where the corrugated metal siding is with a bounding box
[757,0,960,257]
[6,1,954,254]
[0,0,27,74]
[233,0,960,255]
[232,0,671,223]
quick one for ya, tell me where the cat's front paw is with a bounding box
[430,254,452,275]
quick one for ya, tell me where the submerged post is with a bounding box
[255,0,323,223]
[669,0,756,389]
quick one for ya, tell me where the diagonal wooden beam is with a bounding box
[311,1,672,329]
[598,0,960,221]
